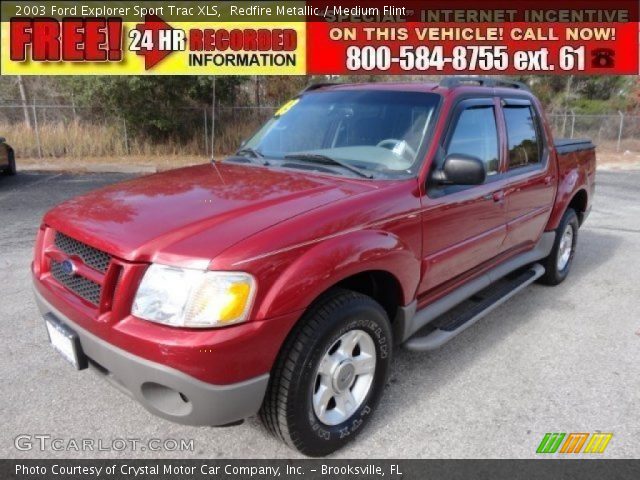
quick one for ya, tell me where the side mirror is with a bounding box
[433,154,486,185]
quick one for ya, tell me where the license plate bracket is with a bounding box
[44,314,88,370]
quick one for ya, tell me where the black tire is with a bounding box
[539,208,579,285]
[2,149,16,176]
[259,289,392,457]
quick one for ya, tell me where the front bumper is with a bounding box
[35,289,269,426]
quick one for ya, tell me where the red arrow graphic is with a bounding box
[133,15,176,70]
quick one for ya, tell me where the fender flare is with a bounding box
[546,169,588,231]
[254,229,421,320]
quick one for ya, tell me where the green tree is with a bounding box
[59,76,248,139]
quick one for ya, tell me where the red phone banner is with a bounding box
[1,0,638,75]
[306,0,639,75]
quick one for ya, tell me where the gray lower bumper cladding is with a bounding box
[34,289,269,426]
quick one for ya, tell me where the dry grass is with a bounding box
[5,120,640,172]
[0,120,253,159]
[4,121,125,157]
[1,103,271,160]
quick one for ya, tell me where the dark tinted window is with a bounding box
[446,106,499,176]
[504,106,541,168]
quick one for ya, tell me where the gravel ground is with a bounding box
[1,169,638,459]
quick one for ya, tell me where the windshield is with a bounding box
[238,90,440,178]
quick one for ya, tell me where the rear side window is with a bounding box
[446,106,499,176]
[504,106,541,169]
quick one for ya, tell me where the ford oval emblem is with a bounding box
[61,259,78,276]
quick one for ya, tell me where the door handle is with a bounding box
[544,175,553,186]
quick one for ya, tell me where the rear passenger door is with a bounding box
[499,99,556,250]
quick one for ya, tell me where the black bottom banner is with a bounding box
[3,459,640,480]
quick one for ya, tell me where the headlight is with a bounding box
[132,264,256,328]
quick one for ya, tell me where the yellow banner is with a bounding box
[0,20,306,75]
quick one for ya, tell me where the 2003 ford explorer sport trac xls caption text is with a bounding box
[32,78,596,456]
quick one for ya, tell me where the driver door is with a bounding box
[418,98,508,293]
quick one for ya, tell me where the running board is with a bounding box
[404,263,545,351]
[398,231,555,342]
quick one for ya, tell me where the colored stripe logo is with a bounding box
[584,433,614,453]
[537,433,612,454]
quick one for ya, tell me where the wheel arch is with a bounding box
[254,229,420,322]
[547,186,589,231]
[567,188,588,225]
[326,269,404,322]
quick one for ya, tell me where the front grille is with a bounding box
[54,232,111,273]
[50,260,102,305]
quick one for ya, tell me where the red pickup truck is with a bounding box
[33,78,595,456]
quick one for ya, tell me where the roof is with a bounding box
[302,81,440,94]
[301,77,532,96]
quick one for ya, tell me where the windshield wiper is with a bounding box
[233,147,270,165]
[284,153,373,179]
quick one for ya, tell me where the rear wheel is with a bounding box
[539,208,579,285]
[259,289,392,457]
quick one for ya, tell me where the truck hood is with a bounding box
[44,163,374,268]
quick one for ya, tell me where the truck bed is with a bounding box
[554,138,595,154]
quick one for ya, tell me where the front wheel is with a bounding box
[539,208,579,285]
[259,289,392,457]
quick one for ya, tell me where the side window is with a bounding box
[504,105,541,169]
[446,106,499,177]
